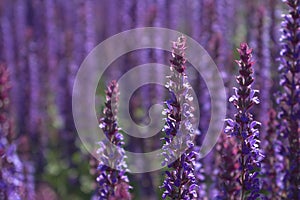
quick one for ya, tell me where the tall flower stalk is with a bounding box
[224,43,264,199]
[215,134,240,199]
[96,80,131,200]
[161,36,199,199]
[261,109,281,199]
[277,0,300,198]
[0,65,23,200]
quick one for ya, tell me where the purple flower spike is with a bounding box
[261,109,285,199]
[215,134,240,200]
[277,0,300,198]
[224,43,264,199]
[0,65,24,200]
[96,81,131,200]
[161,36,201,199]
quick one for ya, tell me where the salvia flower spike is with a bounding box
[261,109,281,199]
[0,65,24,200]
[161,36,200,199]
[277,0,300,198]
[215,134,240,199]
[224,43,264,200]
[96,80,131,200]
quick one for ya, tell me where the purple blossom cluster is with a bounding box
[96,81,131,200]
[276,0,300,198]
[261,109,281,199]
[0,65,24,200]
[224,43,264,199]
[160,36,199,199]
[215,134,240,200]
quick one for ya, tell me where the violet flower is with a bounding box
[261,109,282,199]
[215,134,240,200]
[276,0,300,198]
[224,43,264,199]
[96,81,131,200]
[161,36,199,199]
[0,65,23,200]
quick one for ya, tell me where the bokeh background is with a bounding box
[0,0,285,199]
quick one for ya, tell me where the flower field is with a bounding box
[0,0,299,199]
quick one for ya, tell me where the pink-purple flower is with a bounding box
[96,81,131,200]
[224,43,264,199]
[161,36,200,199]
